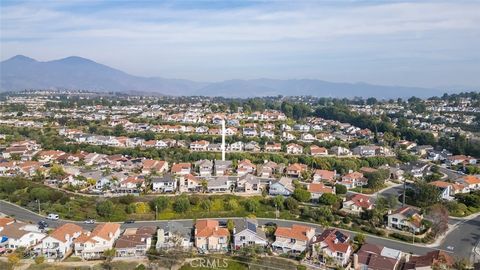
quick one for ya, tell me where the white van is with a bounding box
[46,213,59,220]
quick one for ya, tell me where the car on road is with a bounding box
[46,213,59,220]
[37,220,48,229]
[124,220,135,224]
[84,219,96,224]
[447,246,454,251]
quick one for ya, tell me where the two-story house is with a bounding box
[151,174,177,193]
[312,229,352,267]
[269,177,294,196]
[233,218,267,249]
[272,224,315,254]
[194,219,230,252]
[35,223,84,259]
[74,223,121,260]
[387,206,424,233]
[115,226,156,257]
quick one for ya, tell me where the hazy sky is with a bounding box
[1,0,480,88]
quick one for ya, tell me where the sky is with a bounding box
[1,0,480,88]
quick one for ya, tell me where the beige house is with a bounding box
[194,220,230,252]
[74,223,121,260]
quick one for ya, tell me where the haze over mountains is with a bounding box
[0,55,465,98]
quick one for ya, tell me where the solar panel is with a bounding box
[247,221,257,233]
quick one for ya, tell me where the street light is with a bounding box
[36,199,41,215]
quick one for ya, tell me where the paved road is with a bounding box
[0,200,457,259]
[439,215,480,263]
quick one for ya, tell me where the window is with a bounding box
[392,218,398,222]
[240,236,246,241]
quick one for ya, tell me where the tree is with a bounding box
[150,196,169,212]
[334,184,347,195]
[200,200,212,211]
[227,219,235,233]
[354,233,366,245]
[409,181,442,208]
[293,188,311,202]
[96,200,114,218]
[173,195,190,213]
[272,195,285,210]
[49,164,66,179]
[103,248,116,262]
[244,200,260,212]
[318,193,338,206]
[135,202,150,214]
[225,199,239,211]
[284,197,299,210]
[427,204,449,237]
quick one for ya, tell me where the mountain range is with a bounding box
[0,55,466,98]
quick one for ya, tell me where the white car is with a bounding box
[46,213,59,220]
[84,219,96,224]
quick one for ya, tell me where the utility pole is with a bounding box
[402,178,406,207]
[155,205,158,220]
[36,199,41,215]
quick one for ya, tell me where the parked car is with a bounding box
[38,220,48,229]
[124,220,135,224]
[84,219,96,224]
[46,213,59,220]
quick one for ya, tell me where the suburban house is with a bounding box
[35,223,84,259]
[115,226,156,257]
[404,250,454,270]
[387,206,424,233]
[117,176,145,194]
[310,145,328,156]
[190,140,210,151]
[233,218,268,249]
[286,143,303,154]
[313,169,336,183]
[342,194,374,213]
[339,172,367,189]
[311,229,352,267]
[156,221,193,250]
[194,219,230,252]
[269,177,294,196]
[178,174,202,192]
[236,174,261,194]
[354,243,402,270]
[74,223,121,260]
[214,160,233,176]
[195,159,213,177]
[429,181,455,200]
[171,163,192,175]
[286,163,308,178]
[446,155,477,166]
[151,174,177,193]
[0,221,46,250]
[141,159,168,175]
[237,159,256,176]
[257,161,278,178]
[265,142,282,152]
[207,176,234,193]
[272,224,315,254]
[308,183,335,201]
[459,175,480,191]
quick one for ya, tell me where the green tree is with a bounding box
[293,188,311,202]
[284,197,299,210]
[200,199,212,211]
[318,193,338,206]
[96,200,115,218]
[150,196,169,212]
[244,200,260,212]
[334,184,347,195]
[173,195,190,213]
[354,233,366,245]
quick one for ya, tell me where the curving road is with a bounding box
[0,200,463,260]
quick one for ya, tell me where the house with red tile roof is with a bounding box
[404,250,454,270]
[459,175,480,191]
[272,224,315,254]
[194,219,230,251]
[342,194,374,213]
[286,163,308,178]
[171,163,192,175]
[313,169,336,183]
[141,159,168,175]
[310,145,328,156]
[339,171,367,189]
[74,223,121,260]
[387,206,424,233]
[312,229,352,266]
[286,143,303,155]
[354,243,402,270]
[35,223,84,259]
[308,183,335,201]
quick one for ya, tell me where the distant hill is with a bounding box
[0,55,458,98]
